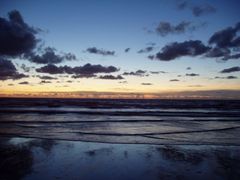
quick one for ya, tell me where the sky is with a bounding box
[0,0,240,99]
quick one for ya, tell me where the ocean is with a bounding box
[0,98,240,145]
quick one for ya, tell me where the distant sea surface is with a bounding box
[0,98,240,145]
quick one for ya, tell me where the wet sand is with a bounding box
[0,137,239,180]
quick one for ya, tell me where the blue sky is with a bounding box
[0,0,240,98]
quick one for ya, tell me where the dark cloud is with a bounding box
[169,79,180,82]
[155,40,210,61]
[150,71,166,74]
[66,80,73,83]
[177,1,216,17]
[36,63,119,78]
[119,81,128,84]
[222,53,240,60]
[98,75,124,80]
[86,47,115,56]
[0,58,28,80]
[148,55,155,60]
[25,47,76,64]
[186,73,199,76]
[40,80,51,84]
[8,83,14,86]
[177,1,189,10]
[220,66,240,73]
[192,4,216,17]
[226,76,238,79]
[123,70,147,77]
[124,48,130,53]
[72,74,96,78]
[20,64,31,72]
[208,22,240,48]
[137,46,154,53]
[215,76,238,79]
[156,21,192,36]
[141,83,152,85]
[0,10,39,57]
[37,75,57,80]
[186,67,191,70]
[206,47,230,58]
[19,81,29,85]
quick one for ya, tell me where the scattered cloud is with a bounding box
[226,76,238,79]
[192,4,216,17]
[37,75,57,80]
[124,48,130,53]
[0,58,28,80]
[186,73,199,76]
[86,47,115,56]
[0,10,39,57]
[40,80,51,84]
[205,47,230,58]
[150,71,166,74]
[208,22,240,48]
[155,40,210,61]
[186,67,191,70]
[177,1,216,17]
[119,81,128,84]
[25,47,76,64]
[137,46,154,53]
[141,83,152,85]
[21,64,31,72]
[220,66,240,73]
[36,63,119,79]
[98,75,124,80]
[19,81,29,85]
[123,70,147,76]
[155,21,191,36]
[169,79,180,82]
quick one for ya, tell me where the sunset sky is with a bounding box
[0,0,240,98]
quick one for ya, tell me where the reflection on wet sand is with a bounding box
[0,137,239,180]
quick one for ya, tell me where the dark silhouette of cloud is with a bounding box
[215,76,238,79]
[226,76,238,79]
[21,64,31,72]
[0,10,39,57]
[186,67,191,70]
[124,48,130,53]
[36,63,119,78]
[141,83,152,85]
[119,81,128,84]
[220,66,240,73]
[206,47,230,58]
[222,53,240,60]
[0,58,28,80]
[123,70,147,76]
[177,1,188,10]
[208,22,240,48]
[148,55,155,60]
[72,74,96,78]
[137,46,154,53]
[156,21,192,36]
[155,40,210,61]
[192,4,216,17]
[86,47,115,56]
[8,83,14,86]
[186,73,199,76]
[25,47,76,64]
[150,71,166,74]
[19,81,29,85]
[170,79,180,82]
[98,75,124,80]
[177,1,216,17]
[37,75,57,80]
[40,80,51,84]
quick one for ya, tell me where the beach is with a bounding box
[0,98,240,179]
